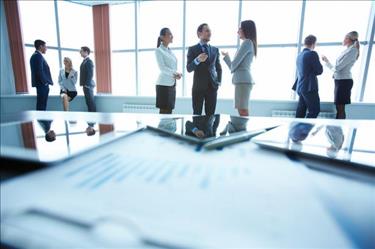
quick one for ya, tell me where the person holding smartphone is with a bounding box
[58,57,78,112]
[322,31,360,119]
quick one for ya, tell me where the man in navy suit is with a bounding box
[295,35,323,118]
[30,39,53,110]
[187,23,222,115]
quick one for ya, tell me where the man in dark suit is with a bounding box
[187,23,222,115]
[185,114,220,139]
[80,46,96,112]
[295,35,323,118]
[30,40,53,111]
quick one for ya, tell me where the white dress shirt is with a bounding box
[155,44,178,86]
[325,45,359,80]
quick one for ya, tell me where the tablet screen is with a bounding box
[252,121,375,168]
[0,118,142,164]
[146,115,276,144]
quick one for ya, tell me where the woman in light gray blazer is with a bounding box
[58,57,78,112]
[322,31,360,119]
[222,20,257,116]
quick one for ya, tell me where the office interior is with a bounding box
[1,1,374,248]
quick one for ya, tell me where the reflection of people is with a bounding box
[187,23,222,115]
[185,115,220,138]
[38,120,56,142]
[86,122,96,136]
[30,39,53,111]
[322,31,360,119]
[220,116,248,135]
[325,125,344,158]
[80,46,96,112]
[288,122,315,143]
[294,35,323,119]
[158,118,177,133]
[222,20,257,117]
[155,28,182,114]
[58,57,78,112]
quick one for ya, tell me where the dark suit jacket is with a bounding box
[185,115,220,138]
[30,51,53,87]
[186,44,222,91]
[80,57,95,87]
[295,48,323,94]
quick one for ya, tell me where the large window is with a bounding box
[19,0,94,96]
[364,51,375,102]
[19,0,374,104]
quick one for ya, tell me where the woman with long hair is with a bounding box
[322,31,360,119]
[222,20,257,116]
[155,28,182,114]
[58,57,78,111]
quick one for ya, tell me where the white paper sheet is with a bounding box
[1,129,353,248]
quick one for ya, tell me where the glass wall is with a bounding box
[19,0,374,103]
[110,0,374,102]
[19,0,94,96]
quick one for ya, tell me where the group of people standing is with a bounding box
[30,40,96,114]
[155,20,360,119]
[30,21,360,121]
[155,20,257,117]
[294,31,360,119]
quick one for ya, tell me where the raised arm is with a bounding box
[187,47,198,73]
[326,47,358,72]
[228,41,252,73]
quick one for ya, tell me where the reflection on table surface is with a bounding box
[257,121,375,166]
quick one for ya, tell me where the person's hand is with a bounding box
[174,73,182,80]
[321,55,329,63]
[221,51,229,57]
[193,129,205,138]
[197,53,208,63]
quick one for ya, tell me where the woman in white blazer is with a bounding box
[155,28,182,114]
[58,57,78,111]
[221,20,257,116]
[322,31,360,119]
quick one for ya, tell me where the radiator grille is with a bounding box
[272,110,335,119]
[123,104,158,113]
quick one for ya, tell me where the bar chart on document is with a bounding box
[62,130,253,191]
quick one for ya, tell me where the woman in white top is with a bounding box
[221,20,257,116]
[58,57,78,111]
[155,28,182,114]
[322,31,360,119]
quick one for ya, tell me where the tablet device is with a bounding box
[0,118,143,167]
[147,115,277,146]
[252,121,375,171]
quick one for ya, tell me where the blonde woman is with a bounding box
[58,57,78,111]
[322,31,360,119]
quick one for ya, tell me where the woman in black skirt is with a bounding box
[322,31,360,119]
[155,28,182,114]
